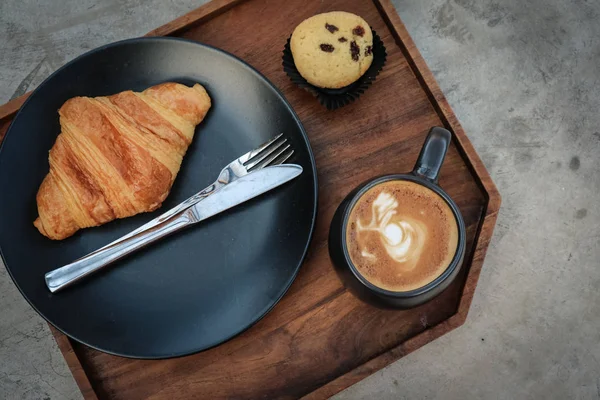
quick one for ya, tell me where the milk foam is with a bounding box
[356,191,425,267]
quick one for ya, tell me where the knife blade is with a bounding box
[188,164,302,222]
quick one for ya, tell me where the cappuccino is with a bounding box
[345,180,458,292]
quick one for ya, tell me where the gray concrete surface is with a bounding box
[1,0,599,399]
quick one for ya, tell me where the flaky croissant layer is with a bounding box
[34,82,211,240]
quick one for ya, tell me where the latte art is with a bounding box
[346,180,459,292]
[356,192,425,267]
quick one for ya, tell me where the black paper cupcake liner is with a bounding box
[282,29,387,110]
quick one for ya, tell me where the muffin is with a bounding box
[290,11,374,89]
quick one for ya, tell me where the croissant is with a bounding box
[34,82,211,240]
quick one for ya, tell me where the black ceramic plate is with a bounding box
[0,37,317,358]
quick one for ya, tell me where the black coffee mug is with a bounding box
[329,127,467,309]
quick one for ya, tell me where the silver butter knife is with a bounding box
[45,164,303,293]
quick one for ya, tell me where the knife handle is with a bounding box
[45,209,194,293]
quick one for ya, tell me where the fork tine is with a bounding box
[244,139,288,169]
[248,144,292,171]
[271,149,294,165]
[238,133,284,164]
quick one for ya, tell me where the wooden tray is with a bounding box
[0,0,501,398]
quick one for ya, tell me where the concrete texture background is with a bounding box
[1,0,599,399]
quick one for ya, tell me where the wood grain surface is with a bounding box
[0,0,500,398]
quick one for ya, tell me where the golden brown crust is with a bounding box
[143,83,211,126]
[34,174,79,240]
[34,83,211,240]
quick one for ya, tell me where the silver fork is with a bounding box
[44,134,293,292]
[104,133,293,247]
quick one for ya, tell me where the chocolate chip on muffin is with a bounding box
[350,41,360,61]
[325,23,339,33]
[352,25,365,36]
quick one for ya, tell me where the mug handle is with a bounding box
[412,127,452,184]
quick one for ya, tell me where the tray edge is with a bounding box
[49,327,99,400]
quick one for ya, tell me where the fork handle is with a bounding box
[45,209,194,293]
[102,182,219,248]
